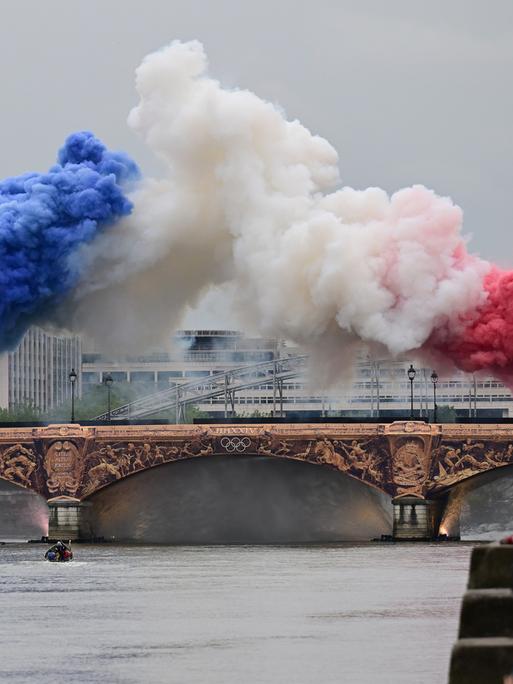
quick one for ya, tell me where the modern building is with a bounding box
[82,330,280,390]
[1,327,512,419]
[81,330,513,420]
[0,327,82,412]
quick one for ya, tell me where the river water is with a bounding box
[0,543,471,684]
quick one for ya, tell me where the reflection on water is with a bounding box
[0,543,470,684]
[88,456,392,543]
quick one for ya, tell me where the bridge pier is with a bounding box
[48,499,92,541]
[392,496,446,541]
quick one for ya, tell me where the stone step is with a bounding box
[468,544,513,589]
[459,589,513,639]
[449,638,513,684]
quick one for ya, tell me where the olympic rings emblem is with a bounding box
[220,436,251,453]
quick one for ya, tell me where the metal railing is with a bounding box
[94,355,308,421]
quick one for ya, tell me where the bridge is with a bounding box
[1,421,512,542]
[94,355,309,421]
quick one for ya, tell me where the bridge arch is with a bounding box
[80,444,391,501]
[433,463,513,538]
[0,478,48,540]
[84,453,393,543]
[435,462,513,498]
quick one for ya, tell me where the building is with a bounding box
[0,327,82,412]
[82,330,279,390]
[82,330,513,419]
[1,327,512,419]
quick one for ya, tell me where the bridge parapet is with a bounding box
[1,421,513,513]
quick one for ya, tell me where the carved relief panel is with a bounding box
[43,440,83,497]
[0,443,38,489]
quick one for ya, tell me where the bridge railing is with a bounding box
[94,355,309,421]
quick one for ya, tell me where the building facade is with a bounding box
[81,330,513,419]
[1,327,512,419]
[0,327,82,412]
[82,330,280,391]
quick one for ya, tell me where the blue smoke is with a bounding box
[0,131,139,350]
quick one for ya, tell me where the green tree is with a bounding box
[147,403,209,423]
[42,382,210,423]
[434,405,457,423]
[238,408,271,418]
[0,401,41,422]
[183,404,209,423]
[43,382,139,422]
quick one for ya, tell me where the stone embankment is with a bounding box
[449,543,513,683]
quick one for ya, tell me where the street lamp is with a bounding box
[69,368,77,422]
[431,370,438,423]
[103,373,113,421]
[407,364,416,419]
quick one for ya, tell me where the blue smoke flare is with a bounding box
[0,131,139,350]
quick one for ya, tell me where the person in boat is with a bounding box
[45,540,73,562]
[45,546,60,561]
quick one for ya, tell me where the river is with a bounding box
[0,543,471,684]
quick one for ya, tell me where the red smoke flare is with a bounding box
[433,268,513,383]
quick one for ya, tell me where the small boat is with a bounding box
[45,540,73,563]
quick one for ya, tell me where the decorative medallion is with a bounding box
[392,437,428,493]
[44,440,82,496]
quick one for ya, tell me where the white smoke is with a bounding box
[65,40,490,365]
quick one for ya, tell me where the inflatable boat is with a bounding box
[45,541,73,562]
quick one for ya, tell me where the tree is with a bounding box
[43,382,139,422]
[183,404,209,423]
[146,403,209,423]
[238,409,271,418]
[0,401,41,422]
[42,382,210,423]
[435,405,457,423]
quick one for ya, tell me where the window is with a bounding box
[82,372,100,384]
[130,372,154,383]
[157,371,183,382]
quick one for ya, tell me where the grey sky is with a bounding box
[1,0,512,269]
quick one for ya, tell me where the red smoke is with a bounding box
[432,268,513,383]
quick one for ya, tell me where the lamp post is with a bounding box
[69,368,77,422]
[103,373,113,421]
[407,364,416,419]
[431,370,438,423]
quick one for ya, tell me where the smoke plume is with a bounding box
[0,131,138,349]
[3,40,513,383]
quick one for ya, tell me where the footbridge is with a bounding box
[94,355,308,420]
[1,421,513,542]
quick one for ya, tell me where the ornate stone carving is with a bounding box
[0,443,37,488]
[44,440,83,496]
[428,437,513,491]
[256,433,391,492]
[391,437,428,495]
[1,422,513,501]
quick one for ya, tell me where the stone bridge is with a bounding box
[1,421,513,541]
